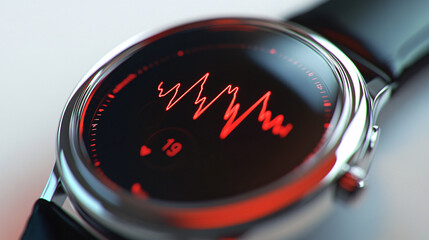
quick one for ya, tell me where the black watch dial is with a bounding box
[80,21,340,202]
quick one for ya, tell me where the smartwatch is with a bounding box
[21,0,429,239]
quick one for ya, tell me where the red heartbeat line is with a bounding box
[157,72,293,139]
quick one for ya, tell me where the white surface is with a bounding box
[1,1,429,239]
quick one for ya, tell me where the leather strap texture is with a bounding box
[21,199,97,240]
[292,0,429,79]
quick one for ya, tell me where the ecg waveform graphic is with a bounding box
[157,73,293,139]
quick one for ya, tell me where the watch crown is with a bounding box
[338,166,366,193]
[336,125,379,201]
[336,166,366,201]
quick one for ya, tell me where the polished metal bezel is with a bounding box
[56,18,374,239]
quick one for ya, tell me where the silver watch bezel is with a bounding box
[56,18,374,239]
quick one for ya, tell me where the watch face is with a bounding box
[79,20,341,203]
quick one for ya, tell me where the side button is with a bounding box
[336,125,380,200]
[338,166,366,193]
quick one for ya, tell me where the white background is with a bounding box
[1,0,429,239]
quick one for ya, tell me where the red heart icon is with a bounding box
[140,145,152,157]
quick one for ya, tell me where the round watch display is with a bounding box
[57,18,371,238]
[79,20,340,202]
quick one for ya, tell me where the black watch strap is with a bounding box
[21,199,97,240]
[291,0,429,79]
